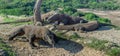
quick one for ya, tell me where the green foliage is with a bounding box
[0,38,16,56]
[3,17,17,22]
[85,38,120,56]
[61,6,77,15]
[107,48,120,56]
[0,0,112,25]
[80,37,120,56]
[69,33,80,39]
[58,7,111,24]
[87,38,108,50]
[13,22,33,26]
[84,13,111,24]
[0,0,35,15]
[0,0,120,15]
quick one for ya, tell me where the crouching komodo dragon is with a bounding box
[52,21,99,32]
[47,14,88,25]
[0,25,58,48]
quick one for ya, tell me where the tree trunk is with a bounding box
[34,0,42,25]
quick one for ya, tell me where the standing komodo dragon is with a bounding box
[52,21,99,32]
[0,25,58,49]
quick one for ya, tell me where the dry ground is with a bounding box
[77,9,120,45]
[1,9,120,56]
[0,16,106,56]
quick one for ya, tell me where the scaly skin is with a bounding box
[0,25,57,49]
[47,14,88,25]
[53,21,99,32]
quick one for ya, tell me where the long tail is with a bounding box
[0,16,33,24]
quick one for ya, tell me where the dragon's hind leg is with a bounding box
[29,34,37,49]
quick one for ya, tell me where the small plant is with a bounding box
[84,13,111,24]
[3,17,17,22]
[113,26,120,30]
[107,47,120,56]
[81,38,120,56]
[86,38,108,50]
[0,38,16,56]
[69,33,80,40]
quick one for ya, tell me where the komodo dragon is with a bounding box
[0,25,58,48]
[47,14,88,25]
[0,10,57,24]
[52,21,99,32]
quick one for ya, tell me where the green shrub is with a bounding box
[69,33,80,40]
[84,13,99,20]
[87,39,108,50]
[0,0,120,15]
[59,6,77,15]
[3,17,17,22]
[81,38,120,56]
[84,13,111,24]
[98,18,111,24]
[0,38,16,56]
[107,48,120,56]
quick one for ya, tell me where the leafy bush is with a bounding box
[84,13,111,24]
[0,0,112,24]
[0,0,120,15]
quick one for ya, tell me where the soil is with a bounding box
[0,16,106,56]
[77,9,120,45]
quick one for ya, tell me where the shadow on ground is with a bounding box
[97,26,112,31]
[55,39,83,53]
[39,37,83,54]
[88,26,112,32]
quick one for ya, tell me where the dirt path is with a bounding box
[0,19,106,56]
[78,9,120,26]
